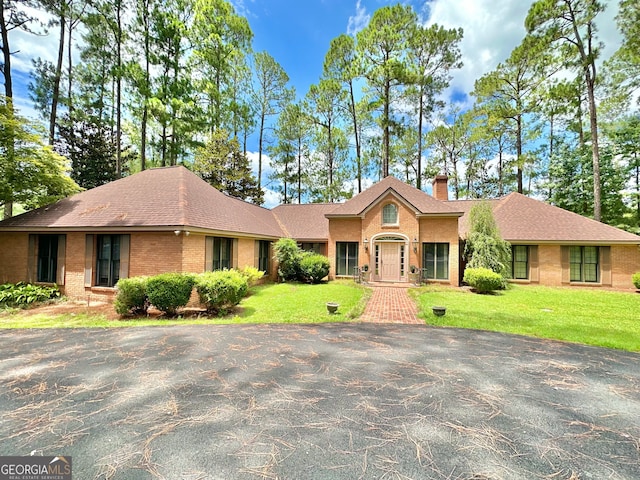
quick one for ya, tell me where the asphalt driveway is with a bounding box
[0,324,639,479]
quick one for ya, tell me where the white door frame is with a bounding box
[370,233,410,282]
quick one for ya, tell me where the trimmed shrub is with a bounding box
[0,282,60,307]
[239,266,265,287]
[114,277,149,315]
[195,270,248,314]
[633,272,640,290]
[464,267,504,294]
[146,273,195,315]
[273,238,302,281]
[299,254,330,284]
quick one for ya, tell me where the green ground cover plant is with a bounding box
[411,284,640,352]
[0,282,60,307]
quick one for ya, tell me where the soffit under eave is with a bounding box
[0,225,283,240]
[502,239,640,246]
[416,213,464,218]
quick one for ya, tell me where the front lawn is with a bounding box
[0,281,368,328]
[411,284,640,352]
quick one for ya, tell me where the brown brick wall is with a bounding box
[237,238,255,270]
[64,233,88,299]
[419,217,460,285]
[326,194,461,285]
[611,245,640,289]
[0,232,29,283]
[537,245,562,286]
[328,218,362,278]
[530,244,640,290]
[130,232,183,276]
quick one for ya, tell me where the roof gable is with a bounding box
[327,176,462,217]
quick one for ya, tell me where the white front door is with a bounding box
[380,243,400,282]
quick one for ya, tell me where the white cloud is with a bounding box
[425,0,621,100]
[262,188,281,209]
[245,150,274,183]
[347,0,370,36]
[426,0,530,97]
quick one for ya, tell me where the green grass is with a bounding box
[411,284,640,352]
[232,281,370,323]
[0,281,369,328]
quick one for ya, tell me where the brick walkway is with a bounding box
[359,284,422,324]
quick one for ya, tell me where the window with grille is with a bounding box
[382,203,398,225]
[511,245,529,280]
[570,246,599,282]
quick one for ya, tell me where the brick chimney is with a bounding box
[432,175,449,201]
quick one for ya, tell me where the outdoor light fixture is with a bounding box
[174,230,181,236]
[363,237,369,251]
[413,237,418,253]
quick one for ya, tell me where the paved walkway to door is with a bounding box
[359,284,422,324]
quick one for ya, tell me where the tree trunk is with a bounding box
[349,81,362,193]
[383,79,390,177]
[50,8,66,145]
[516,113,523,194]
[67,11,74,116]
[586,74,601,221]
[258,113,265,189]
[1,1,14,219]
[115,0,122,176]
[297,138,302,204]
[416,87,424,189]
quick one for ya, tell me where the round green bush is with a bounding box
[273,238,302,281]
[240,266,265,286]
[632,272,640,290]
[114,277,149,315]
[463,267,504,294]
[146,273,195,315]
[195,270,248,314]
[299,254,330,284]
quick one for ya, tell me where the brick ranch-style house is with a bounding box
[1,165,639,300]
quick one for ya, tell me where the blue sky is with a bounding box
[10,0,622,124]
[9,0,622,205]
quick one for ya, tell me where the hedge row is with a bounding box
[115,267,263,316]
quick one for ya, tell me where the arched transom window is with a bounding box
[382,203,398,225]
